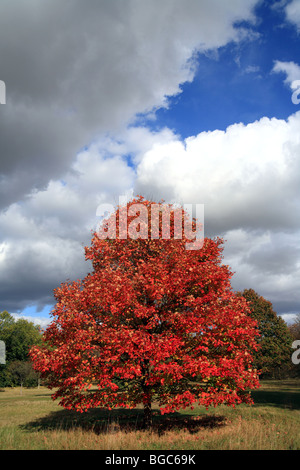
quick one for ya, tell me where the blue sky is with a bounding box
[0,0,300,327]
[140,1,299,137]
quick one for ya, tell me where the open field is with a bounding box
[0,379,299,450]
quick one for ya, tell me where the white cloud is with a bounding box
[135,112,300,233]
[221,228,300,310]
[131,113,300,315]
[272,60,300,104]
[285,0,300,31]
[273,60,300,87]
[11,313,50,329]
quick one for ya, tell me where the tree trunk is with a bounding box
[141,359,152,429]
[143,397,152,430]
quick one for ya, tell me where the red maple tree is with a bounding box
[30,197,260,428]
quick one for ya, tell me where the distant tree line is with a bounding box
[0,289,299,390]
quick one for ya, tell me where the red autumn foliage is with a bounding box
[30,196,260,427]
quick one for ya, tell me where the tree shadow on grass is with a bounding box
[21,407,226,436]
[252,389,300,410]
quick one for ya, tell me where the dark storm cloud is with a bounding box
[0,0,258,206]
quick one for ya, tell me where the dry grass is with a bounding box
[0,380,299,450]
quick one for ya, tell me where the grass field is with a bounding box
[0,379,299,450]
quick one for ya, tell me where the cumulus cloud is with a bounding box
[135,112,300,233]
[132,113,300,316]
[285,0,300,31]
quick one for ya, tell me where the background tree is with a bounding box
[0,315,42,362]
[0,311,42,387]
[289,313,300,340]
[31,197,260,429]
[239,289,293,379]
[8,360,38,393]
[0,311,15,330]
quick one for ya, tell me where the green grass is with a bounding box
[0,379,299,450]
